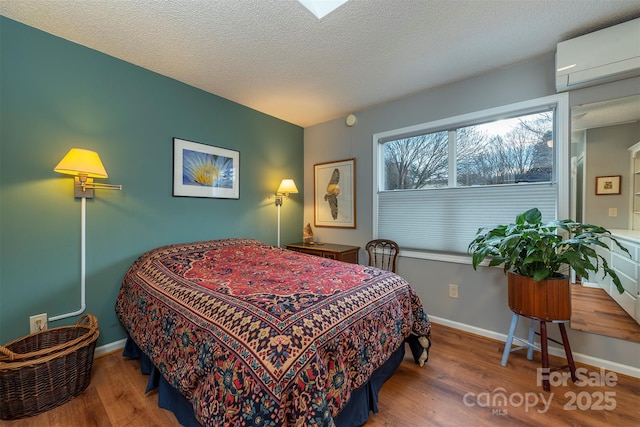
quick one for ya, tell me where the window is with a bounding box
[373,94,569,259]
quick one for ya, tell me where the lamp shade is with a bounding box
[277,179,299,194]
[54,148,109,178]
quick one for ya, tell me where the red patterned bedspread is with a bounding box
[115,238,430,426]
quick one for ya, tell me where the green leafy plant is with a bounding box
[468,208,630,293]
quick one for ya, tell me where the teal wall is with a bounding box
[0,18,304,345]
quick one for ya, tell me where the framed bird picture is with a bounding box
[314,158,356,228]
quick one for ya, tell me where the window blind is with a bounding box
[377,182,557,254]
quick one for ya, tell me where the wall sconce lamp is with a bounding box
[53,148,122,198]
[275,179,298,248]
[50,148,123,322]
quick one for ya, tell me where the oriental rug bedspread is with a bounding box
[115,238,431,426]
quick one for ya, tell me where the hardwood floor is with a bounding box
[571,283,640,343]
[3,323,638,426]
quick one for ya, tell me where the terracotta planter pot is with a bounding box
[507,271,571,321]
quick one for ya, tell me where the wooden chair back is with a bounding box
[365,239,400,273]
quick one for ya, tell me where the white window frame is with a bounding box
[372,93,570,264]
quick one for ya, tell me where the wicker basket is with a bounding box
[0,314,99,420]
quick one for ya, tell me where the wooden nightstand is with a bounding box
[285,242,360,264]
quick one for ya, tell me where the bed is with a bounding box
[115,238,431,426]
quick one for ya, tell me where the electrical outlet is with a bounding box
[29,313,47,333]
[449,284,459,299]
[608,208,617,217]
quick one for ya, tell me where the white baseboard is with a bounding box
[580,280,602,289]
[429,315,640,379]
[95,338,126,357]
[94,318,640,379]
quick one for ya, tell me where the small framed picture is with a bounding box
[314,158,356,228]
[595,175,621,195]
[173,138,239,199]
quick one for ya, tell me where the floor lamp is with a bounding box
[274,179,298,248]
[50,148,122,322]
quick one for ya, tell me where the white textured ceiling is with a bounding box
[572,95,640,132]
[1,1,639,127]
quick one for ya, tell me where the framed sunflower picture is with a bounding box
[173,138,240,199]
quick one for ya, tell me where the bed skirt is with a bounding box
[123,337,406,427]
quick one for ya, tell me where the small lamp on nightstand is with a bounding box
[275,179,298,248]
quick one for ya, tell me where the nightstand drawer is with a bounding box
[285,242,360,264]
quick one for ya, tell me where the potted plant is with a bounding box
[468,208,629,321]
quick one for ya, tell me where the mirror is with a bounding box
[570,94,640,343]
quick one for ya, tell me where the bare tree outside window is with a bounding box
[383,131,448,190]
[383,110,553,190]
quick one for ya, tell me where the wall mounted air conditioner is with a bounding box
[556,18,640,92]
